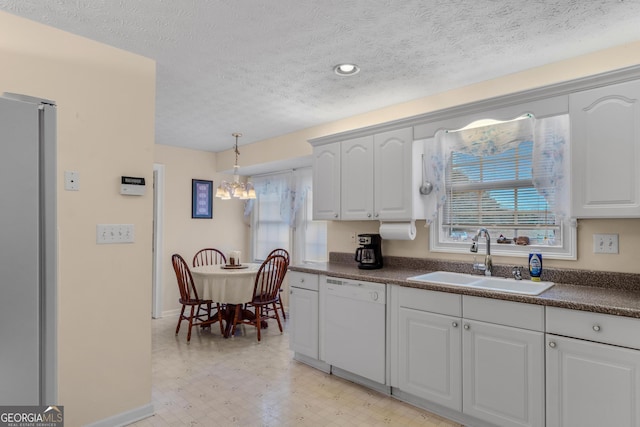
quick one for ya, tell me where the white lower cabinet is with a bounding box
[462,319,544,427]
[289,272,319,360]
[462,296,545,427]
[546,307,640,427]
[394,289,545,427]
[294,276,640,427]
[398,307,462,411]
[546,335,640,427]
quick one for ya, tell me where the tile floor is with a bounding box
[129,314,462,427]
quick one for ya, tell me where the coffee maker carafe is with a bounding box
[354,233,383,269]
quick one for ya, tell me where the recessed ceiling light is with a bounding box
[334,63,360,76]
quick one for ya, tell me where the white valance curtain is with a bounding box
[423,114,571,225]
[245,168,312,227]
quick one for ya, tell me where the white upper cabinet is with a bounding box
[314,127,421,221]
[570,79,640,217]
[374,128,415,220]
[312,142,341,220]
[339,127,418,221]
[341,136,374,220]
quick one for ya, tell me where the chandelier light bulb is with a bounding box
[215,133,256,200]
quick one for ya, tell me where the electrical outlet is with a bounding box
[350,231,357,243]
[64,171,79,191]
[593,234,619,254]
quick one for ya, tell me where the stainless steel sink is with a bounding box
[407,271,554,296]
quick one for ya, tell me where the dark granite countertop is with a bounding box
[289,254,640,319]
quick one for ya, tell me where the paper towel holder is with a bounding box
[379,221,417,241]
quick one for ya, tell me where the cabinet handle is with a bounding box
[374,213,379,218]
[367,213,372,218]
[452,322,458,328]
[549,341,556,348]
[300,278,305,283]
[334,213,338,218]
[593,325,601,332]
[290,290,293,295]
[463,324,470,330]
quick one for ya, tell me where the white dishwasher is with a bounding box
[323,277,386,384]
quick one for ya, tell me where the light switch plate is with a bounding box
[593,233,619,254]
[97,224,135,244]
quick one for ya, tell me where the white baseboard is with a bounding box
[85,402,154,427]
[160,308,181,318]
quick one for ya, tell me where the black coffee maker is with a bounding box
[355,233,383,269]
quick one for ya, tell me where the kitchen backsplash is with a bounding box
[329,252,640,291]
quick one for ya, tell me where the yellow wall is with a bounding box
[230,41,640,274]
[154,144,249,314]
[3,8,639,425]
[328,219,640,274]
[1,11,155,426]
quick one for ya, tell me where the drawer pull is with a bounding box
[593,325,601,332]
[452,322,458,328]
[549,341,556,348]
[463,324,470,330]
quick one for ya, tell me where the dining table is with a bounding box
[190,263,261,338]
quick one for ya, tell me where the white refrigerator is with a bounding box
[0,93,57,405]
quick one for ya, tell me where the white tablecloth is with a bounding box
[191,263,260,304]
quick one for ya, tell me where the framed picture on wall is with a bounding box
[192,179,213,219]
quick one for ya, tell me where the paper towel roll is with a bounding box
[379,222,416,240]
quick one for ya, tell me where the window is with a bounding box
[252,186,290,260]
[251,168,327,264]
[427,114,575,259]
[295,177,327,262]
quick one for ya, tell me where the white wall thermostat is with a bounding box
[120,176,146,196]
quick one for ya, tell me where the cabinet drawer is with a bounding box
[463,295,544,331]
[399,286,461,317]
[288,271,319,291]
[546,306,640,349]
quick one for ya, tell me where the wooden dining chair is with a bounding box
[266,248,290,319]
[230,254,288,341]
[193,248,228,326]
[193,248,227,267]
[172,254,224,342]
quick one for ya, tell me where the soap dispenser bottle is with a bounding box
[529,250,542,282]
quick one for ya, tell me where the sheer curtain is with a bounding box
[249,168,327,263]
[424,114,571,226]
[293,168,327,263]
[250,172,293,260]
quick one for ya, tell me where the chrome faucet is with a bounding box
[470,228,492,276]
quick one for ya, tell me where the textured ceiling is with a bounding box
[1,0,640,152]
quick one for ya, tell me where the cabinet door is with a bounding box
[398,307,462,411]
[463,320,544,427]
[374,127,414,220]
[341,135,374,220]
[546,334,640,427]
[289,287,319,359]
[570,79,640,217]
[312,142,341,220]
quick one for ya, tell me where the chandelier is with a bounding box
[215,133,256,200]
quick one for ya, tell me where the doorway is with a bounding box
[152,163,165,318]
